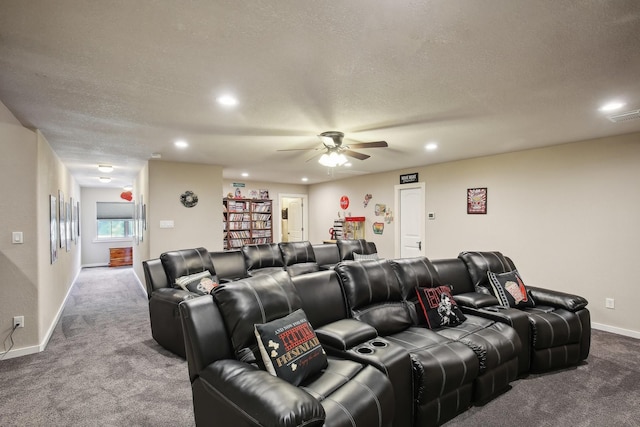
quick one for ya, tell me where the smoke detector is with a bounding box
[607,109,640,123]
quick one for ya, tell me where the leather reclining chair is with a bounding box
[456,251,591,373]
[241,242,285,276]
[334,259,520,426]
[337,238,378,261]
[142,247,214,358]
[278,241,320,276]
[179,271,395,427]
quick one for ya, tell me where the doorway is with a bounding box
[279,194,308,242]
[394,182,425,258]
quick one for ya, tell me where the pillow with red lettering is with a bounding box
[415,286,467,329]
[254,309,328,386]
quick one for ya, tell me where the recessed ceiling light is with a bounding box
[241,172,249,177]
[598,101,626,112]
[98,164,113,173]
[123,185,133,191]
[217,94,239,107]
[425,142,438,151]
[98,177,112,183]
[174,140,188,149]
[344,162,352,167]
[301,177,309,182]
[151,153,162,159]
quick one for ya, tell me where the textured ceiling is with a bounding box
[1,1,639,187]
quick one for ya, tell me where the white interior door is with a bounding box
[395,183,425,258]
[287,198,303,241]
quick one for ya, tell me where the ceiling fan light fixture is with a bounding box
[319,151,348,167]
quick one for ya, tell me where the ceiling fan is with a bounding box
[279,131,388,167]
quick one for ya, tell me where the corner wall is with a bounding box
[148,160,223,257]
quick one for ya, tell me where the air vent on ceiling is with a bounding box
[607,109,640,123]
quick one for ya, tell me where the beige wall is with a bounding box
[133,162,150,289]
[1,98,81,358]
[148,160,224,257]
[0,106,40,355]
[309,133,640,336]
[36,131,82,346]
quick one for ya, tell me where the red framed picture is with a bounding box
[467,188,487,214]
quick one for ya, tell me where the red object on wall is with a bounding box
[120,191,133,201]
[340,195,350,210]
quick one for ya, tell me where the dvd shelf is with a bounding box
[223,198,273,249]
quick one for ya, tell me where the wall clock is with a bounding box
[180,190,198,208]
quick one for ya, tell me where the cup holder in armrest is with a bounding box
[370,340,388,348]
[356,346,375,354]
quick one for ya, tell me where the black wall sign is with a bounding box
[400,172,419,184]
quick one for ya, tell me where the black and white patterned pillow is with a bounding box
[353,252,379,261]
[175,271,218,295]
[254,309,327,386]
[487,270,535,308]
[415,286,467,328]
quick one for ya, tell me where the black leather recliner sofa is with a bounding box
[142,240,377,357]
[178,256,557,427]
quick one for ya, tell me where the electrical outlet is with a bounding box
[13,316,24,328]
[605,298,615,309]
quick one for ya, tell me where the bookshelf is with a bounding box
[223,198,273,249]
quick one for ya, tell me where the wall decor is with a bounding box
[76,201,81,237]
[50,195,58,264]
[400,172,419,184]
[384,209,394,224]
[467,188,488,214]
[58,190,66,249]
[180,190,198,208]
[120,191,133,201]
[363,193,372,207]
[139,194,145,241]
[70,197,76,243]
[65,201,71,252]
[372,222,384,235]
[374,203,386,216]
[340,195,350,210]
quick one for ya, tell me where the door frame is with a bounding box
[277,193,309,242]
[394,182,426,258]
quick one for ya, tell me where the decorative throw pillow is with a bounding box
[353,252,379,261]
[487,270,535,308]
[254,309,327,386]
[175,271,218,295]
[415,286,467,328]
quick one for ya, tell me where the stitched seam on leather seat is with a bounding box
[352,378,383,427]
[200,378,261,425]
[244,282,266,322]
[266,274,294,313]
[326,398,356,427]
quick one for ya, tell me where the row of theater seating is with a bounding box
[142,240,378,357]
[177,252,590,426]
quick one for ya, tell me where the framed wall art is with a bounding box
[50,195,58,264]
[467,188,488,214]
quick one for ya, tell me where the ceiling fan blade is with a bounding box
[347,141,388,149]
[343,150,370,160]
[277,146,322,152]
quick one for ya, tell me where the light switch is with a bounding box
[12,231,24,244]
[159,220,175,229]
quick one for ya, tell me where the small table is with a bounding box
[109,247,133,267]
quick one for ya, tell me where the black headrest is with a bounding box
[242,243,285,271]
[279,241,316,266]
[160,247,215,285]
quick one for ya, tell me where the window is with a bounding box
[96,202,134,239]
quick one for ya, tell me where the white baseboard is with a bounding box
[81,262,109,268]
[133,271,148,297]
[592,322,640,339]
[1,269,81,360]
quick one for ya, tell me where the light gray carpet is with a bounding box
[0,267,194,427]
[1,267,638,426]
